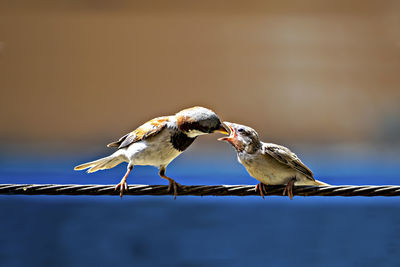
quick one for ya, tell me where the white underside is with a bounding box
[121,127,183,168]
[238,150,320,186]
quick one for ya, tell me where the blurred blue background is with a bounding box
[1,144,399,266]
[1,0,400,266]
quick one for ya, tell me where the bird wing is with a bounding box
[262,143,315,180]
[107,116,170,149]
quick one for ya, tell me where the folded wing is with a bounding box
[262,143,315,181]
[107,116,170,149]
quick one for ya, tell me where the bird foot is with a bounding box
[255,183,267,199]
[115,180,128,198]
[167,180,181,200]
[283,177,296,200]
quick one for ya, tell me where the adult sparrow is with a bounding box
[75,106,228,198]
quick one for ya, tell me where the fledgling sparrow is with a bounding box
[74,106,228,198]
[219,122,328,199]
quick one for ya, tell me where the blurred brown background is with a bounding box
[1,0,399,145]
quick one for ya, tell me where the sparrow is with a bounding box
[74,106,228,198]
[219,122,328,199]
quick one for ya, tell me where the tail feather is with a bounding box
[314,179,329,186]
[74,152,126,173]
[295,178,330,186]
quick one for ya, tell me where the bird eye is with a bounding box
[238,128,246,133]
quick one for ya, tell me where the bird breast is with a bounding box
[124,128,184,167]
[238,151,297,185]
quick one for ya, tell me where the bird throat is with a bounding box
[170,131,197,152]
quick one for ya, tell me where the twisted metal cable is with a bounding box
[0,184,400,197]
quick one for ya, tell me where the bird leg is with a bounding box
[115,164,133,198]
[255,183,267,199]
[283,176,297,200]
[159,167,180,199]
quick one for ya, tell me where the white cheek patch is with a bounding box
[237,135,247,144]
[186,129,207,138]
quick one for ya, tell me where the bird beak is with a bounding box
[218,122,235,142]
[215,122,229,135]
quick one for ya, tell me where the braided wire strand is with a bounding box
[0,184,400,197]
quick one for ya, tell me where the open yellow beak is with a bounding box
[215,123,229,135]
[218,122,235,142]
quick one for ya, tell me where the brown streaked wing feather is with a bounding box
[107,133,129,147]
[107,116,170,149]
[263,143,315,180]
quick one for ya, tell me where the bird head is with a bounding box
[218,122,261,153]
[176,106,229,138]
